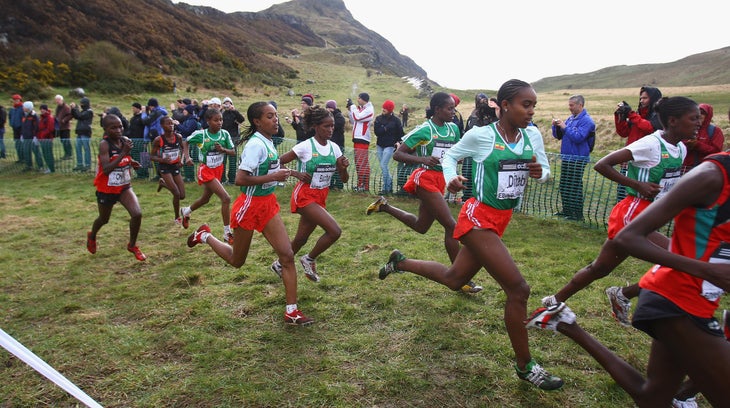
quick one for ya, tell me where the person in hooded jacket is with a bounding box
[71,97,94,171]
[37,104,55,173]
[20,101,42,172]
[682,103,724,171]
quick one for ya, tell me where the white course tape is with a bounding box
[0,328,103,408]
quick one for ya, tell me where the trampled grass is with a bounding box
[2,172,725,407]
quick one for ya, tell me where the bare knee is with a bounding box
[221,193,231,206]
[329,225,342,241]
[504,280,530,304]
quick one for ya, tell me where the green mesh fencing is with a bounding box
[0,137,672,234]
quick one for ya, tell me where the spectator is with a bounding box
[268,100,286,148]
[221,96,245,184]
[37,104,55,173]
[9,94,24,163]
[449,93,465,136]
[177,104,201,183]
[100,107,129,133]
[614,86,663,201]
[551,95,596,221]
[70,97,94,172]
[326,99,346,189]
[462,92,499,200]
[170,98,190,123]
[349,92,374,192]
[20,101,42,172]
[0,103,6,159]
[126,102,147,179]
[682,103,724,171]
[141,98,168,180]
[54,94,73,160]
[373,99,404,195]
[287,94,315,142]
[399,103,410,128]
[141,97,168,142]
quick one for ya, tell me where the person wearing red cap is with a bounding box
[372,99,404,195]
[9,94,24,162]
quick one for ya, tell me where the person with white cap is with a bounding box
[221,97,245,184]
[54,94,74,160]
[349,92,374,191]
[20,101,42,172]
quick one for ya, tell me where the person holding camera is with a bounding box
[221,97,245,184]
[552,95,595,221]
[614,86,663,201]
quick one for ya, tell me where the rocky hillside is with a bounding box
[0,0,425,86]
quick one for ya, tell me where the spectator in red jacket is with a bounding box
[682,103,724,171]
[613,86,663,201]
[37,104,55,173]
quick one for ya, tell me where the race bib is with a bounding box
[496,159,529,200]
[655,167,682,200]
[311,163,336,189]
[206,151,224,168]
[162,148,180,163]
[430,140,455,163]
[703,242,730,301]
[107,166,131,187]
[262,159,281,190]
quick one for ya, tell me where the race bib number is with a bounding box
[311,164,336,189]
[262,159,280,190]
[655,167,682,200]
[107,166,131,187]
[430,140,455,163]
[496,159,529,200]
[206,151,224,168]
[703,242,730,301]
[162,148,180,163]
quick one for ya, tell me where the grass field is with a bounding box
[1,171,726,407]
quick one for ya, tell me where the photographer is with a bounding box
[614,86,662,146]
[613,86,662,201]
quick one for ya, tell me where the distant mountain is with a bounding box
[0,0,426,89]
[533,47,730,91]
[0,0,726,92]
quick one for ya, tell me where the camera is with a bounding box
[615,101,631,120]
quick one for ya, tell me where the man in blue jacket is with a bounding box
[551,95,595,221]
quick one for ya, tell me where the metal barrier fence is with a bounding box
[0,137,671,234]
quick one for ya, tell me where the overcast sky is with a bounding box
[174,0,729,90]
